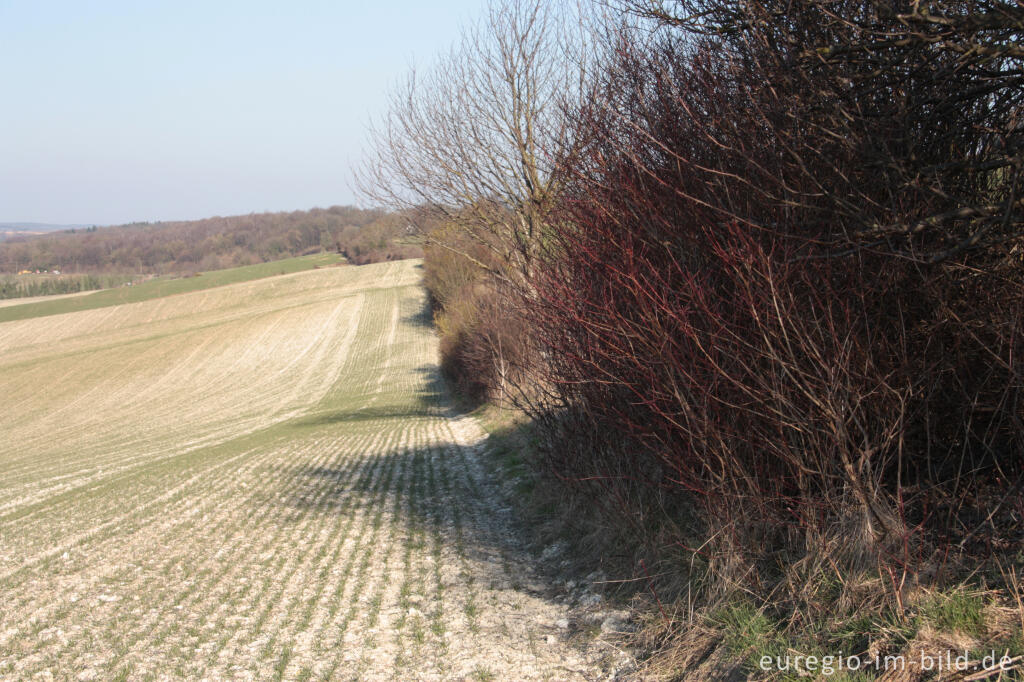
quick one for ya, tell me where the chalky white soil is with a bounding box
[0,261,605,681]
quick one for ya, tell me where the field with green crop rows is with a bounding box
[0,260,595,680]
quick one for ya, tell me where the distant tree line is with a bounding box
[0,206,422,275]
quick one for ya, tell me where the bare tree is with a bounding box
[356,0,587,283]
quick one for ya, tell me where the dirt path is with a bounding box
[0,260,614,681]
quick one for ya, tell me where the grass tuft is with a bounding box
[918,591,988,637]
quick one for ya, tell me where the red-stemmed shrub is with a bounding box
[529,2,1023,594]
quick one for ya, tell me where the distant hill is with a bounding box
[0,222,92,231]
[0,222,92,242]
[0,207,424,274]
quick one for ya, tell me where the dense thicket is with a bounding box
[422,221,533,405]
[0,206,421,275]
[528,0,1023,587]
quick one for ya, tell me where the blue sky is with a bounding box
[0,0,487,224]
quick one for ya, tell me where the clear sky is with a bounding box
[0,0,487,225]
